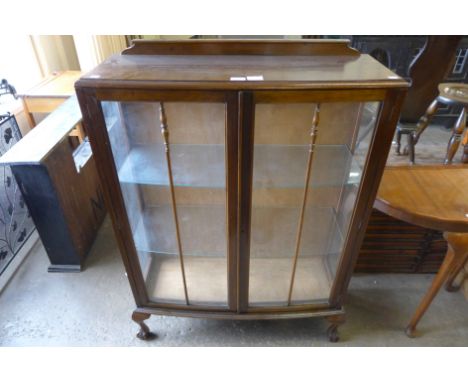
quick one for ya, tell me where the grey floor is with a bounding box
[1,126,468,346]
[1,217,467,346]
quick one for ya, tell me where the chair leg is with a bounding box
[413,98,439,146]
[408,132,415,164]
[396,128,402,155]
[461,144,468,164]
[445,107,466,164]
[461,127,468,164]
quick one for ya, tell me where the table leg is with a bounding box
[75,123,86,142]
[445,233,468,291]
[21,98,36,129]
[405,232,468,337]
[445,107,466,164]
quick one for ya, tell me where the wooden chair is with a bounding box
[394,36,461,163]
[411,83,468,164]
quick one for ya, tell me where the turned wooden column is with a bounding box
[460,115,468,164]
[445,107,467,164]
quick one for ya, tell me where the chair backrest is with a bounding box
[400,36,462,123]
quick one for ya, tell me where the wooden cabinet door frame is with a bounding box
[236,88,405,314]
[77,87,240,312]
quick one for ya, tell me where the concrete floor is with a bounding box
[1,217,467,346]
[1,125,468,347]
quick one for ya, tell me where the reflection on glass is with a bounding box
[102,101,228,306]
[249,102,379,307]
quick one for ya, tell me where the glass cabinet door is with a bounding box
[101,100,229,307]
[248,100,379,307]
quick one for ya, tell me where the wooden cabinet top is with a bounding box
[76,40,408,91]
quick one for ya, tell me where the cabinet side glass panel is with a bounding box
[248,101,379,307]
[102,101,228,307]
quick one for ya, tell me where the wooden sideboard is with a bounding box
[0,96,106,271]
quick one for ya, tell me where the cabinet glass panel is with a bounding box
[249,101,379,307]
[102,101,228,307]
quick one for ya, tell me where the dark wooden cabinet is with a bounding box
[76,39,407,342]
[0,97,106,272]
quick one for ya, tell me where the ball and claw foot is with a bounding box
[132,311,157,341]
[137,328,157,341]
[327,324,340,343]
[326,315,345,343]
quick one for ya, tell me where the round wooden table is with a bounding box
[374,165,468,337]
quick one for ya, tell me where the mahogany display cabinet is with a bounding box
[75,39,408,342]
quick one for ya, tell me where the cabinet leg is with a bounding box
[326,314,346,343]
[132,311,157,340]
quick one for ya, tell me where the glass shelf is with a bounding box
[133,204,227,256]
[133,204,343,261]
[134,205,343,306]
[135,204,343,306]
[117,143,362,189]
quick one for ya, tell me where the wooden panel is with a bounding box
[12,165,80,270]
[121,102,225,145]
[10,138,106,271]
[122,39,360,56]
[44,139,106,261]
[252,187,341,208]
[254,102,360,145]
[22,97,67,113]
[115,100,363,146]
[77,54,407,91]
[238,91,255,312]
[141,186,225,205]
[356,209,447,273]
